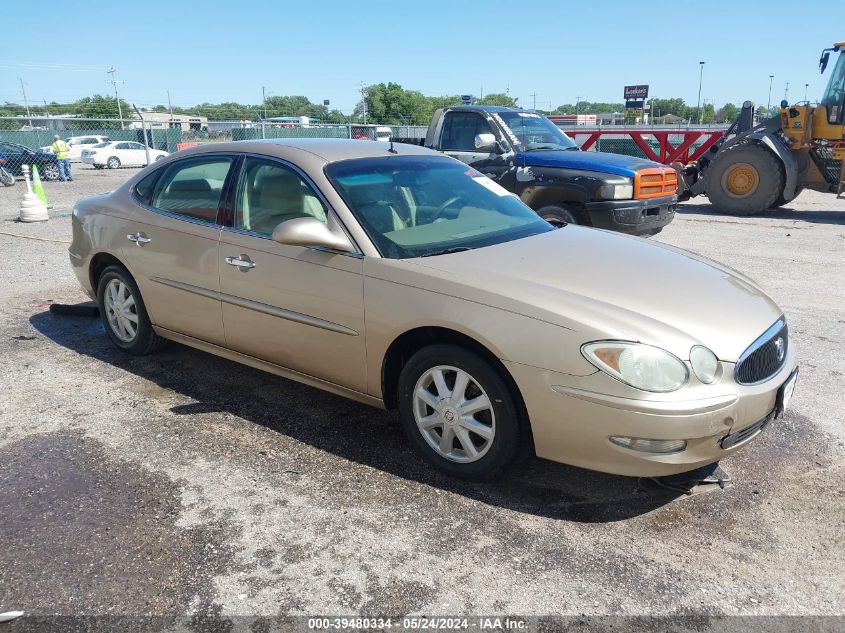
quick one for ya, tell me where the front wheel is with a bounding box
[107,156,121,169]
[397,344,522,481]
[537,204,579,228]
[705,143,784,215]
[97,265,166,355]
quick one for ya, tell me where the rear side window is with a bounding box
[150,157,233,224]
[133,171,160,205]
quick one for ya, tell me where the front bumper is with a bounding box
[585,195,677,235]
[504,344,797,477]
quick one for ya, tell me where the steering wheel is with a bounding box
[435,195,464,216]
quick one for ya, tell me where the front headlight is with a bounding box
[690,345,719,384]
[582,341,688,392]
[597,181,634,200]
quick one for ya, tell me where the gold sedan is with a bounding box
[69,139,798,480]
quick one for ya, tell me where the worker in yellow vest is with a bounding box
[51,135,73,182]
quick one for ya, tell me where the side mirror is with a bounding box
[474,133,497,151]
[272,217,355,253]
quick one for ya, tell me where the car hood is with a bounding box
[516,150,659,178]
[399,227,782,362]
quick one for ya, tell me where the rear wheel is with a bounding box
[705,144,784,215]
[397,344,522,481]
[97,265,166,355]
[42,163,60,181]
[537,204,579,228]
[107,156,121,169]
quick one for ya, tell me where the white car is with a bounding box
[81,142,169,169]
[40,135,110,161]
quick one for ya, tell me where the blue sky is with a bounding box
[1,1,840,114]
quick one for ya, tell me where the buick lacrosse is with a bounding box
[69,139,798,480]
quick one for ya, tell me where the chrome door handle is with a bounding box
[127,232,151,246]
[225,255,256,270]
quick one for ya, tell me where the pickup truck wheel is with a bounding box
[537,205,578,228]
[705,144,784,216]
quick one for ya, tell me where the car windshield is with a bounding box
[325,155,553,259]
[495,111,579,151]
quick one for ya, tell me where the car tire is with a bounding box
[107,157,121,169]
[705,143,784,215]
[97,265,166,356]
[537,204,579,228]
[771,187,804,209]
[397,344,522,481]
[42,163,61,181]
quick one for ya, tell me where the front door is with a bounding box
[218,156,367,392]
[439,110,509,181]
[121,155,236,346]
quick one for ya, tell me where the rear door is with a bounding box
[120,154,236,346]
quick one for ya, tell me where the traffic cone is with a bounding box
[19,165,48,222]
[31,164,49,207]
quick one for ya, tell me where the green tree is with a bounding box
[719,102,738,123]
[72,94,132,119]
[478,93,518,108]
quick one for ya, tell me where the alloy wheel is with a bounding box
[103,278,139,342]
[413,365,495,463]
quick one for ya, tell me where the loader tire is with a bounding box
[705,144,784,216]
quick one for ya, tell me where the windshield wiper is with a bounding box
[419,246,472,257]
[526,145,561,151]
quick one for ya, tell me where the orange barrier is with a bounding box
[176,142,199,151]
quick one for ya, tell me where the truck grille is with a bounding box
[735,319,788,385]
[634,168,678,199]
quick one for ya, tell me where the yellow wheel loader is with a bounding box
[678,41,845,214]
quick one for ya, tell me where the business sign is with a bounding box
[624,84,649,100]
[461,94,473,105]
[625,100,645,109]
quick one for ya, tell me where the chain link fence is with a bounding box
[0,113,725,185]
[0,115,431,183]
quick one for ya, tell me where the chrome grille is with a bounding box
[735,319,788,385]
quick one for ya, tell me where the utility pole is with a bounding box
[106,67,125,128]
[576,95,581,116]
[767,75,774,112]
[262,86,267,120]
[696,61,706,125]
[531,93,537,110]
[18,77,32,126]
[360,82,367,125]
[804,83,809,102]
[784,81,790,103]
[42,98,50,118]
[167,89,174,121]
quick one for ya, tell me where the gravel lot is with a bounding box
[0,166,843,629]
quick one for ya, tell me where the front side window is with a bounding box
[150,157,233,223]
[234,157,327,236]
[440,112,495,151]
[326,155,552,259]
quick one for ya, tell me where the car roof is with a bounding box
[173,138,440,164]
[446,105,523,114]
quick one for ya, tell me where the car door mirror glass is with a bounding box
[474,133,497,151]
[272,217,354,253]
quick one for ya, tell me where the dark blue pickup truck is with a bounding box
[423,106,677,235]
